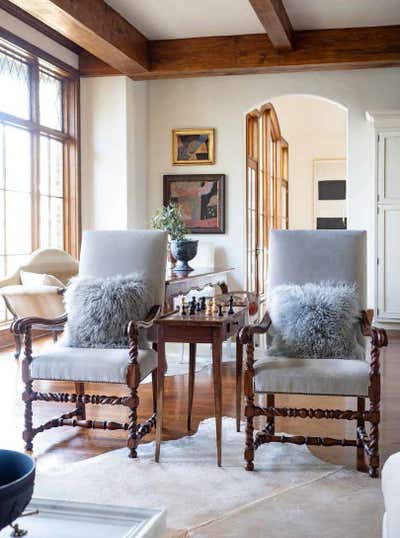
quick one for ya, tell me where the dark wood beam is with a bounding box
[80,26,400,80]
[249,0,293,50]
[7,0,149,74]
[0,0,82,53]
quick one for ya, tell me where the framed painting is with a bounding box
[163,174,225,234]
[172,128,215,165]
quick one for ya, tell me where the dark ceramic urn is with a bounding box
[171,239,198,272]
[0,449,36,531]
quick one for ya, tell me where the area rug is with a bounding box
[35,418,383,537]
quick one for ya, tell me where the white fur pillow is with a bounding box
[62,273,153,349]
[267,282,364,360]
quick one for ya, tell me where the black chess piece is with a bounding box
[189,301,196,315]
[200,297,206,311]
[191,296,197,310]
[217,304,223,317]
[228,295,234,315]
[196,301,201,312]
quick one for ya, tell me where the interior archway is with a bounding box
[245,94,348,299]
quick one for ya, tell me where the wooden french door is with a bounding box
[246,104,289,300]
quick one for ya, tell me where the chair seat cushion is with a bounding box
[30,346,157,383]
[254,356,370,396]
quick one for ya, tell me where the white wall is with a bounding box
[147,68,400,305]
[0,8,78,68]
[80,76,149,231]
[271,95,347,230]
[80,68,400,306]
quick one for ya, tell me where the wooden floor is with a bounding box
[1,335,399,473]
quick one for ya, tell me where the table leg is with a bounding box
[187,343,196,431]
[236,335,243,432]
[212,331,223,466]
[155,335,165,463]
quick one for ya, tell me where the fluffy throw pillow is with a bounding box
[62,273,153,349]
[267,282,364,360]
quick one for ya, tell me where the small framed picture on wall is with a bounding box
[172,128,215,165]
[163,174,225,234]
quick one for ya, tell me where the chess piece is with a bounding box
[212,297,217,313]
[206,298,213,316]
[189,300,196,315]
[181,302,187,316]
[191,296,197,311]
[228,295,234,315]
[196,301,201,312]
[217,304,223,317]
[200,297,206,311]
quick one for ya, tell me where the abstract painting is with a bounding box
[163,174,225,233]
[172,129,215,165]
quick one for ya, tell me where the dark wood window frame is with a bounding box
[0,26,81,260]
[246,103,289,299]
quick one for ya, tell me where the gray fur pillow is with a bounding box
[62,273,153,349]
[267,282,364,360]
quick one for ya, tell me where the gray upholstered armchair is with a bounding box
[11,230,167,458]
[240,230,388,477]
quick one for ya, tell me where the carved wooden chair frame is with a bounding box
[239,309,388,477]
[11,305,162,458]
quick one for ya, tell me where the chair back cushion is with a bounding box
[267,230,367,309]
[79,230,168,306]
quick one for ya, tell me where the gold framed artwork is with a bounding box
[172,128,215,165]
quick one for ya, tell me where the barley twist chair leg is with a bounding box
[244,337,255,471]
[356,397,367,472]
[22,328,34,453]
[266,394,275,435]
[127,387,139,458]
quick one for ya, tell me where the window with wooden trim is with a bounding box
[245,104,289,299]
[0,32,80,322]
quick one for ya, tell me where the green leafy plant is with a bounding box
[151,203,188,241]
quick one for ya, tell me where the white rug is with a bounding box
[35,418,383,537]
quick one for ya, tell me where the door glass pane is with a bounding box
[39,70,63,130]
[40,135,50,196]
[4,125,31,192]
[5,191,31,255]
[50,138,63,196]
[0,50,30,119]
[50,197,63,249]
[40,195,49,248]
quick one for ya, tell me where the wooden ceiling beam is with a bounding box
[6,0,149,74]
[80,26,400,80]
[249,0,293,50]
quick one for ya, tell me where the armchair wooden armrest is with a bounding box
[239,311,272,344]
[11,314,68,335]
[360,309,388,349]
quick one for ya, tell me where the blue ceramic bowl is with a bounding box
[0,449,36,530]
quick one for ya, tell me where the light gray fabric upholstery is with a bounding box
[30,346,156,383]
[267,230,367,309]
[254,356,370,396]
[79,230,168,306]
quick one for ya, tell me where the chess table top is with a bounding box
[155,305,247,327]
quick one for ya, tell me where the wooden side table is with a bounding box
[154,306,247,466]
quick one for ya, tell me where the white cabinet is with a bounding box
[368,111,400,325]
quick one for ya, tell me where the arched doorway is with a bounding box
[245,103,289,299]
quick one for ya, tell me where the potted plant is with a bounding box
[151,203,198,272]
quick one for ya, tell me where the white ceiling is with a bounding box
[105,0,400,40]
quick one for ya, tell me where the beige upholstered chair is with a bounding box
[240,230,388,477]
[0,249,78,357]
[11,230,168,458]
